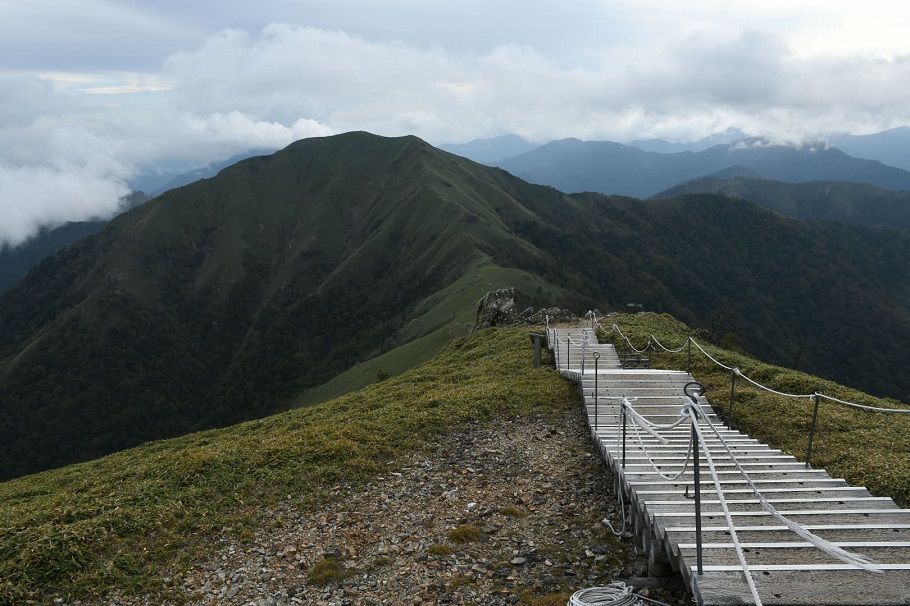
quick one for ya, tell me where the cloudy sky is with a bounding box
[2,0,910,246]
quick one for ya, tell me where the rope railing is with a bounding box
[614,391,884,606]
[608,322,910,414]
[603,320,910,468]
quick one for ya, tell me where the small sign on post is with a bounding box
[528,332,547,368]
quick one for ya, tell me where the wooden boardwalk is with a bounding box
[548,325,910,606]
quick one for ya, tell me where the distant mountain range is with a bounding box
[494,137,910,198]
[439,134,537,164]
[2,132,910,480]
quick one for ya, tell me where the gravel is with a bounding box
[88,405,690,606]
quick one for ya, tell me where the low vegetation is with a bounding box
[0,327,575,604]
[601,312,910,508]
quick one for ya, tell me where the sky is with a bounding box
[2,0,910,247]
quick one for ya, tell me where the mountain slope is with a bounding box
[2,131,910,481]
[496,138,910,198]
[653,177,910,234]
[0,132,575,479]
[0,191,150,295]
[830,127,910,172]
[2,317,908,604]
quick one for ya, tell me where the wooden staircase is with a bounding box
[548,325,910,606]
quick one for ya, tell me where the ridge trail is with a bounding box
[548,324,910,606]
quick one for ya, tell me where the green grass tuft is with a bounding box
[447,524,483,544]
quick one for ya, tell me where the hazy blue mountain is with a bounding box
[829,127,910,172]
[627,127,749,153]
[148,149,278,196]
[439,134,538,164]
[495,138,910,198]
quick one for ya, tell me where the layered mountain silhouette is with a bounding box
[495,138,910,198]
[2,131,909,480]
[655,177,910,234]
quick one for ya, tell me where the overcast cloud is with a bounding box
[2,0,909,246]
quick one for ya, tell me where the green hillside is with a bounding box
[2,131,910,481]
[653,176,910,233]
[2,318,908,604]
[0,328,577,603]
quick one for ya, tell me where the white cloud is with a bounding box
[0,164,129,248]
[3,2,910,246]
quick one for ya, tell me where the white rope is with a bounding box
[688,338,735,371]
[650,335,689,353]
[611,323,651,354]
[732,368,815,400]
[628,411,695,482]
[567,584,639,606]
[685,403,764,606]
[692,400,884,573]
[818,393,910,414]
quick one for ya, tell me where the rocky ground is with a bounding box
[92,404,691,606]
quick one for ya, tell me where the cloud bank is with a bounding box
[2,1,910,247]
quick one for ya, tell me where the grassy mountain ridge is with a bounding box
[0,132,577,479]
[2,131,910,481]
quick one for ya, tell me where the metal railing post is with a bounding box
[693,418,703,575]
[621,399,627,469]
[805,392,821,468]
[593,352,600,431]
[566,338,571,370]
[687,337,692,374]
[728,368,738,422]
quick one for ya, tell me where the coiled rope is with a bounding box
[567,583,674,606]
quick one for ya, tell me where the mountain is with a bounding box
[0,191,150,294]
[148,149,278,197]
[830,127,910,172]
[626,127,749,153]
[2,131,910,480]
[495,138,910,198]
[654,177,910,233]
[439,134,538,164]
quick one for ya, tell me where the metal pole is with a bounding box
[621,399,627,469]
[728,369,737,422]
[805,392,821,468]
[593,352,600,431]
[693,418,703,575]
[687,338,692,374]
[566,338,571,370]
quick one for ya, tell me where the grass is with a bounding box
[307,557,350,586]
[0,327,578,604]
[428,544,454,557]
[447,524,483,544]
[499,506,528,518]
[601,312,910,508]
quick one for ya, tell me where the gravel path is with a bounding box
[94,405,690,606]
